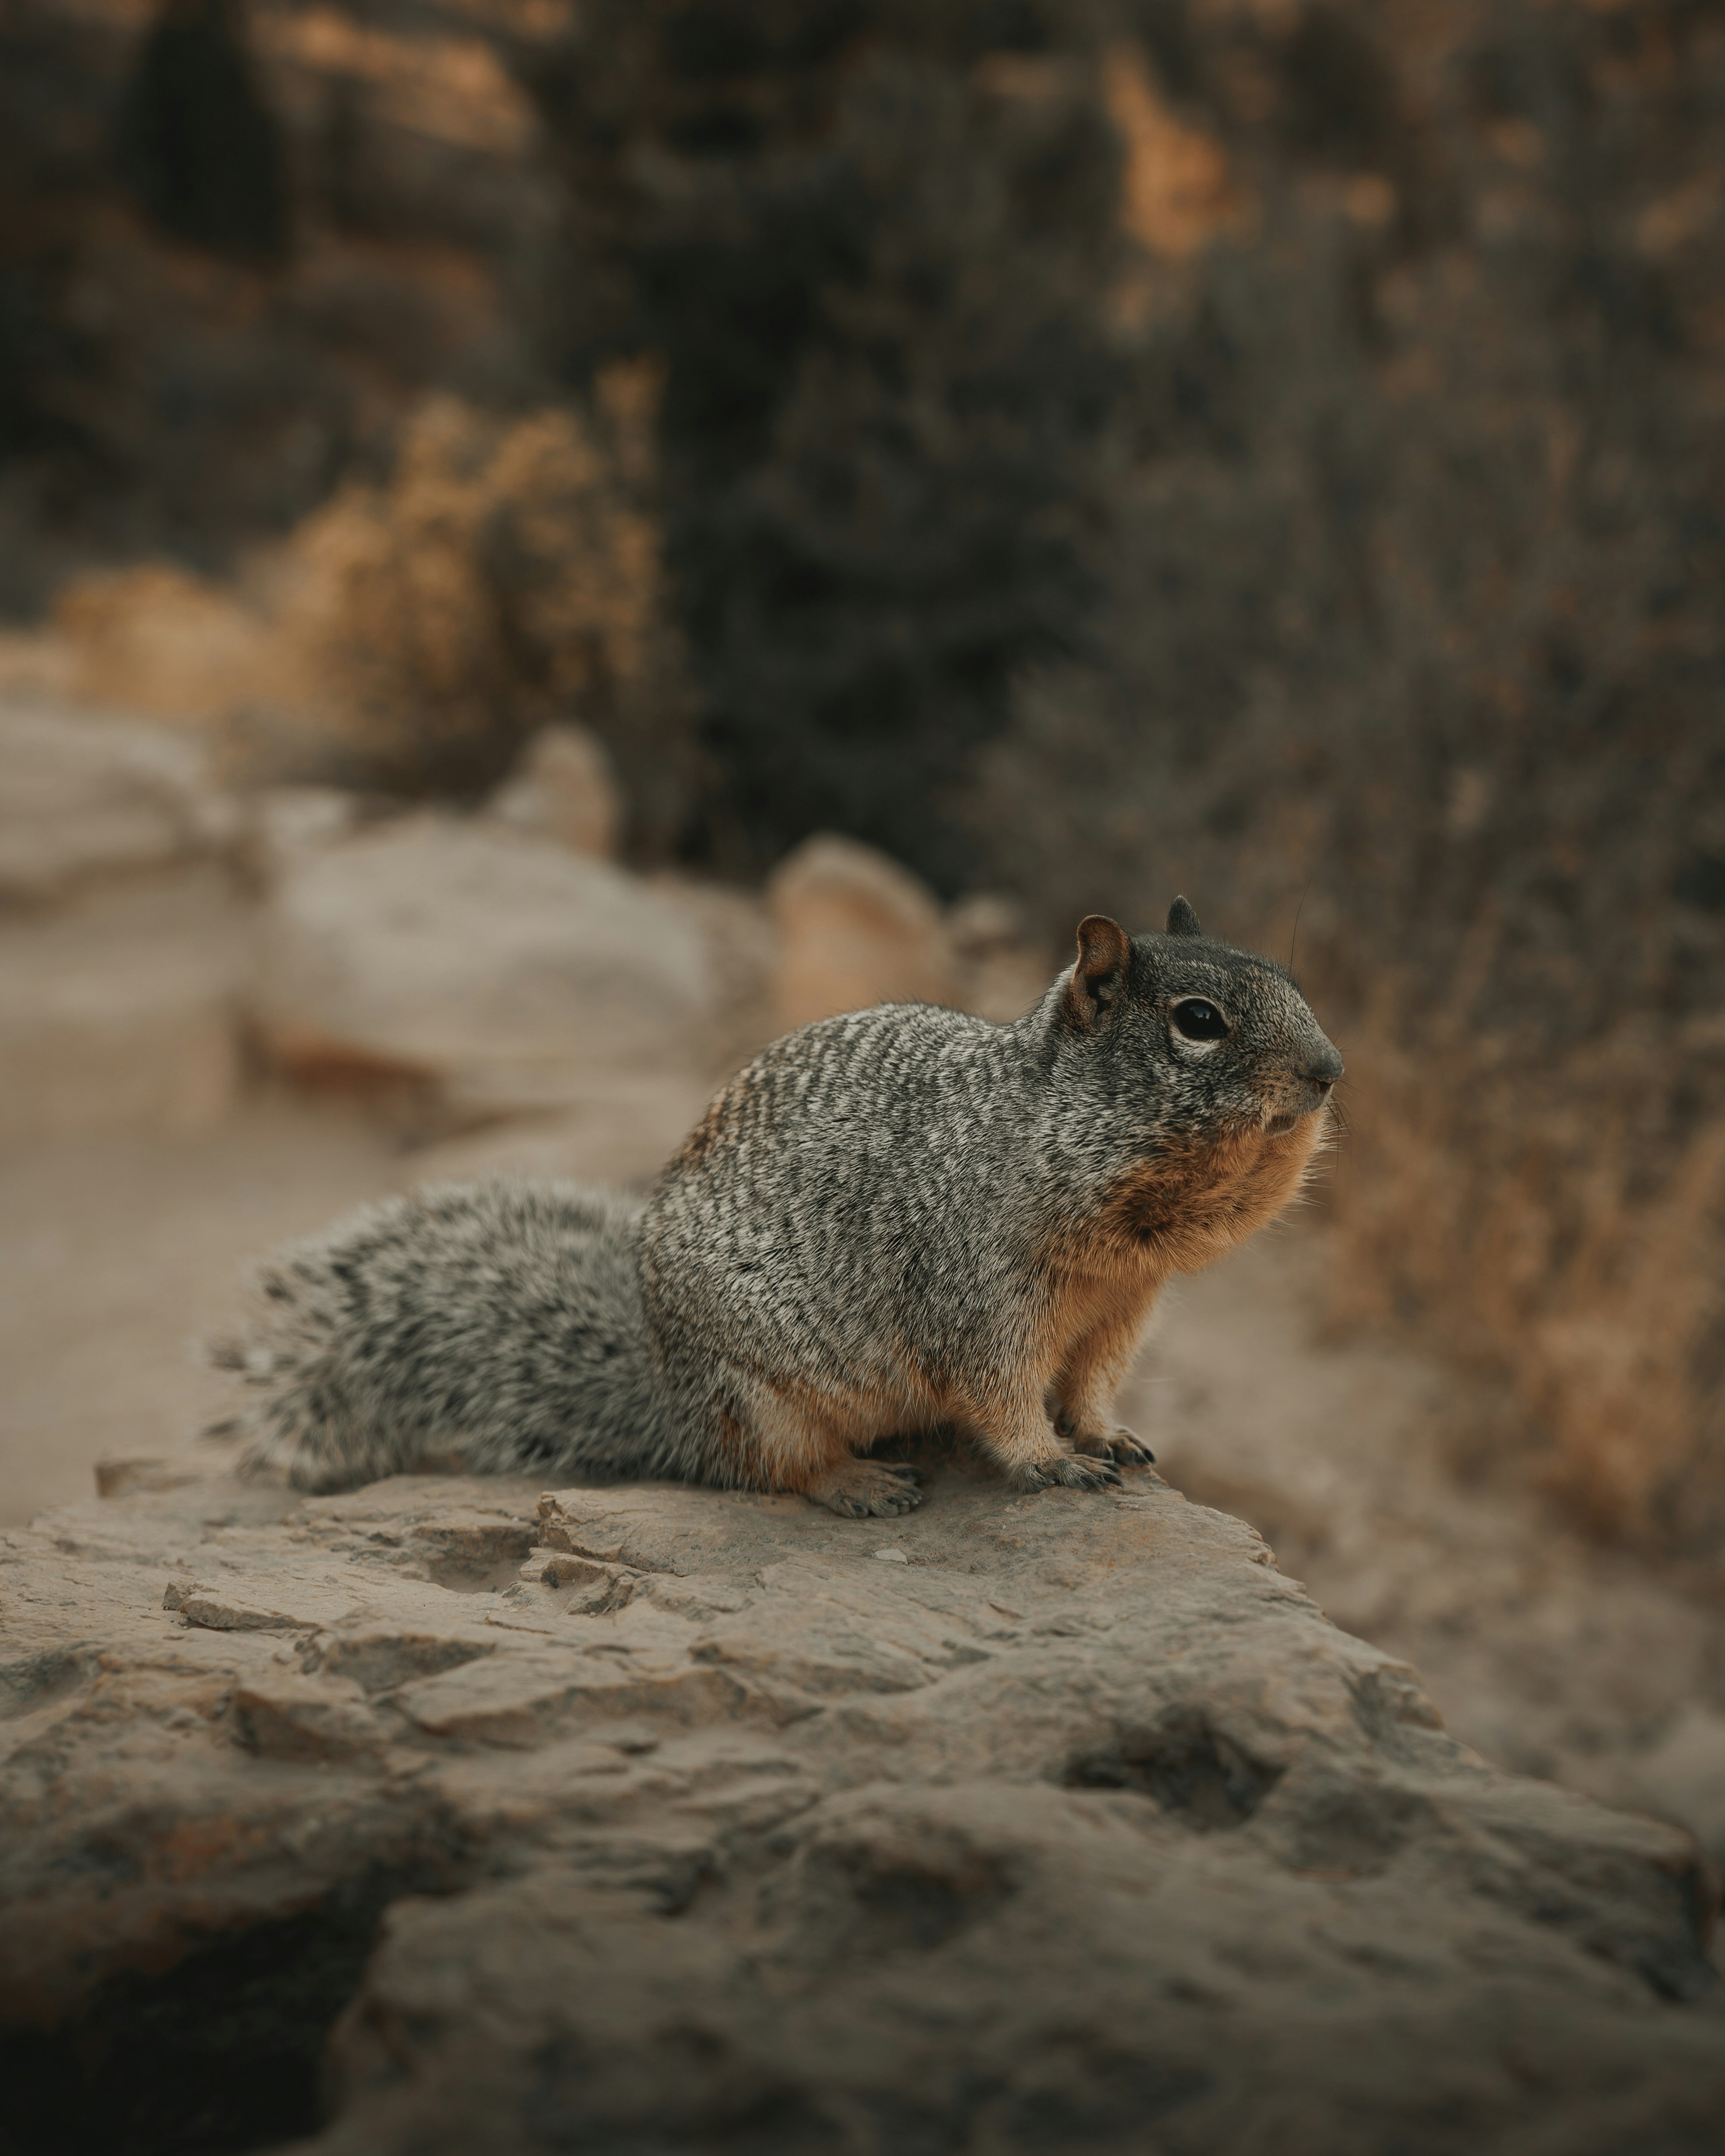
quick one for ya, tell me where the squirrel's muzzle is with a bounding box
[1260,1041,1343,1136]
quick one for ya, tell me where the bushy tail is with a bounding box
[208,1181,678,1491]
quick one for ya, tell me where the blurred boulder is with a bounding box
[0,699,249,1137]
[399,1073,711,1193]
[239,784,365,888]
[769,834,957,1035]
[0,870,247,1140]
[485,722,621,860]
[652,873,779,1077]
[253,813,716,1122]
[948,890,1052,1023]
[0,696,237,907]
[1634,1708,1725,1872]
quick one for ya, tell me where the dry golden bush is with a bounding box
[37,374,699,858]
[986,588,1725,1556]
[1327,1017,1725,1544]
[985,675,1725,1553]
[51,563,273,723]
[262,369,698,854]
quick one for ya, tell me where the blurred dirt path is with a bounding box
[0,1102,397,1528]
[3,1110,1722,1868]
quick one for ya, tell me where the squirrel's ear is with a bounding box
[1165,895,1203,939]
[1066,914,1132,1031]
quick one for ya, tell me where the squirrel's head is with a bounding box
[1054,897,1343,1147]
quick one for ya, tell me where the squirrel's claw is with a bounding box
[1016,1453,1123,1496]
[1065,1425,1156,1468]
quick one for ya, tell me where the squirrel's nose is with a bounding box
[1303,1046,1345,1092]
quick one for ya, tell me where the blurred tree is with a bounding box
[0,14,92,473]
[523,0,1124,888]
[116,0,290,263]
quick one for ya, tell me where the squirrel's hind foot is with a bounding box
[806,1459,926,1519]
[1013,1453,1123,1496]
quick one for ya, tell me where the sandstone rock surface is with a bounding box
[485,722,623,860]
[397,1072,713,1192]
[2,1459,1719,2156]
[239,786,366,888]
[253,813,717,1118]
[770,833,958,1033]
[0,696,236,908]
[0,699,253,1140]
[0,872,250,1142]
[1133,1238,1725,1875]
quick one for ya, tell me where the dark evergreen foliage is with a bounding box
[115,0,291,263]
[522,1,1124,888]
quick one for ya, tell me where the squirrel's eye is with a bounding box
[1172,999,1228,1041]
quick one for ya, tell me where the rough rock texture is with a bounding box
[253,813,718,1116]
[770,834,958,1034]
[2,1460,1720,2156]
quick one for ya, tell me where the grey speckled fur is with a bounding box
[215,900,1343,1512]
[211,1182,674,1491]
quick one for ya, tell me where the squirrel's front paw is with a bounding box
[1097,1426,1155,1467]
[1014,1453,1123,1496]
[807,1459,926,1519]
[1063,1421,1156,1468]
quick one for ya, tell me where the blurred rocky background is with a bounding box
[3,0,1725,1920]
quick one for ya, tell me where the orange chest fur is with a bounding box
[1044,1119,1322,1305]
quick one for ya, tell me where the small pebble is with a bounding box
[873,1547,909,1564]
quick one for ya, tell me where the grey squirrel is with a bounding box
[212,898,1342,1516]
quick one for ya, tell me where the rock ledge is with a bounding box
[2,1461,1720,2156]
